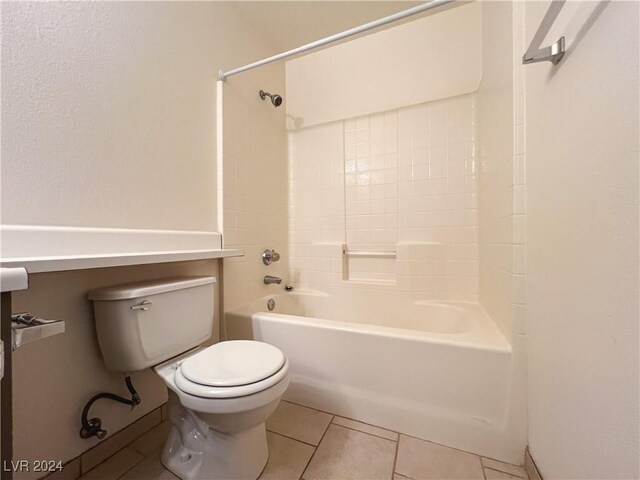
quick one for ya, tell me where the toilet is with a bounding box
[88,276,289,480]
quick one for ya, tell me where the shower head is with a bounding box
[259,90,283,108]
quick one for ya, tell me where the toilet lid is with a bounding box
[179,340,286,387]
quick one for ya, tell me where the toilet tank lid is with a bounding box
[88,276,216,301]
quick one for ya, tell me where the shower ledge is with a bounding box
[0,224,243,273]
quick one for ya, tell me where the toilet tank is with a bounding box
[88,276,215,372]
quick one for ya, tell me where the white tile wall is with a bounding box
[221,81,289,311]
[477,0,526,339]
[287,121,344,289]
[289,94,479,300]
[511,0,526,335]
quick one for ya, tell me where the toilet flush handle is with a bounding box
[130,301,152,311]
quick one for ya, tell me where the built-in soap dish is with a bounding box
[11,313,65,350]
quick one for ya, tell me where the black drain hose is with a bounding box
[80,376,141,440]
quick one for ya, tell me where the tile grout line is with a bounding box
[394,474,415,480]
[481,458,528,477]
[484,466,529,480]
[113,450,148,480]
[481,455,527,471]
[331,415,399,438]
[282,399,339,418]
[266,429,320,448]
[283,399,400,441]
[299,415,334,480]
[331,422,398,443]
[391,433,401,480]
[400,430,494,460]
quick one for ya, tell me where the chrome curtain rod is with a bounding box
[218,0,456,81]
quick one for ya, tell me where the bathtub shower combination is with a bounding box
[225,290,524,462]
[220,0,527,466]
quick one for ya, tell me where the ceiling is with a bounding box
[232,1,428,53]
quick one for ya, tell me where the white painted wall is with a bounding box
[1,2,275,231]
[524,1,639,478]
[285,2,482,130]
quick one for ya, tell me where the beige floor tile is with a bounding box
[43,458,81,480]
[130,421,172,456]
[395,435,483,480]
[484,468,527,480]
[79,447,144,480]
[119,454,178,480]
[81,409,162,473]
[303,424,396,480]
[332,416,398,441]
[481,458,527,479]
[259,432,316,480]
[267,401,332,446]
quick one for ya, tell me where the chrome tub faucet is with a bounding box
[263,275,282,285]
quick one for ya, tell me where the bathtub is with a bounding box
[225,290,523,462]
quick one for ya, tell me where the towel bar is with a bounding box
[523,0,566,65]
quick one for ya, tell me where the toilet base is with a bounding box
[161,392,269,480]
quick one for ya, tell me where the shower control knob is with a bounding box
[262,249,281,265]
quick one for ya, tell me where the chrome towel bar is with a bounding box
[523,0,566,65]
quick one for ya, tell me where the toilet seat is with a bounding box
[181,340,285,387]
[174,340,289,399]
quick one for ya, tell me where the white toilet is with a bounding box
[88,276,289,480]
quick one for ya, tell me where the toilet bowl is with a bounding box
[154,341,290,480]
[87,277,289,480]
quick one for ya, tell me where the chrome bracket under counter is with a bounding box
[11,313,65,351]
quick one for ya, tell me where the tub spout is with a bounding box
[264,275,282,285]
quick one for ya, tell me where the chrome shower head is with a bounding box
[259,90,283,108]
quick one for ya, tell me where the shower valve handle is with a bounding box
[262,249,281,265]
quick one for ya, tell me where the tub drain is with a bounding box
[267,298,275,311]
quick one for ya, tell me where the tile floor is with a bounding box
[77,401,529,480]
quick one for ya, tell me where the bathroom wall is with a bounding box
[285,2,482,129]
[285,4,527,459]
[1,2,281,475]
[476,2,525,341]
[1,1,275,232]
[288,95,479,301]
[285,4,483,302]
[10,260,219,480]
[474,0,528,460]
[219,67,289,312]
[524,1,639,478]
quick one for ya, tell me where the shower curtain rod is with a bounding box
[218,0,455,81]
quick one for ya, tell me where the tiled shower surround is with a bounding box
[221,76,289,311]
[289,94,479,301]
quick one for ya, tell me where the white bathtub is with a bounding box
[225,290,524,462]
